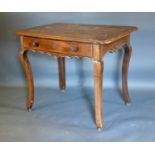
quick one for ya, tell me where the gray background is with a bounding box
[0,13,155,141]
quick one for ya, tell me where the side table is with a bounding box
[16,23,138,129]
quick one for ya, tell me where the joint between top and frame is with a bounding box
[92,43,103,61]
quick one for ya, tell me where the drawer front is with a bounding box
[23,37,92,57]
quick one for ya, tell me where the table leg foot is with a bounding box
[26,101,33,111]
[61,89,66,93]
[27,107,32,112]
[125,101,132,107]
[97,127,103,132]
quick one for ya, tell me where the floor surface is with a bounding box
[0,86,155,141]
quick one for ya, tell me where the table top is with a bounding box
[16,23,138,44]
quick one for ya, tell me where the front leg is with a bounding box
[20,50,34,111]
[93,60,104,129]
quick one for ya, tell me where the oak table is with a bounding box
[16,23,138,129]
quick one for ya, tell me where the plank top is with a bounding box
[16,23,138,44]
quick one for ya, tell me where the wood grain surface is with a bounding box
[16,23,138,44]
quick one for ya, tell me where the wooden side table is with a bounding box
[16,23,138,129]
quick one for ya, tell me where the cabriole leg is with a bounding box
[20,50,34,111]
[93,60,104,129]
[122,44,132,105]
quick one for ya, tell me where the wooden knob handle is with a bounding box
[32,41,39,47]
[71,47,78,52]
